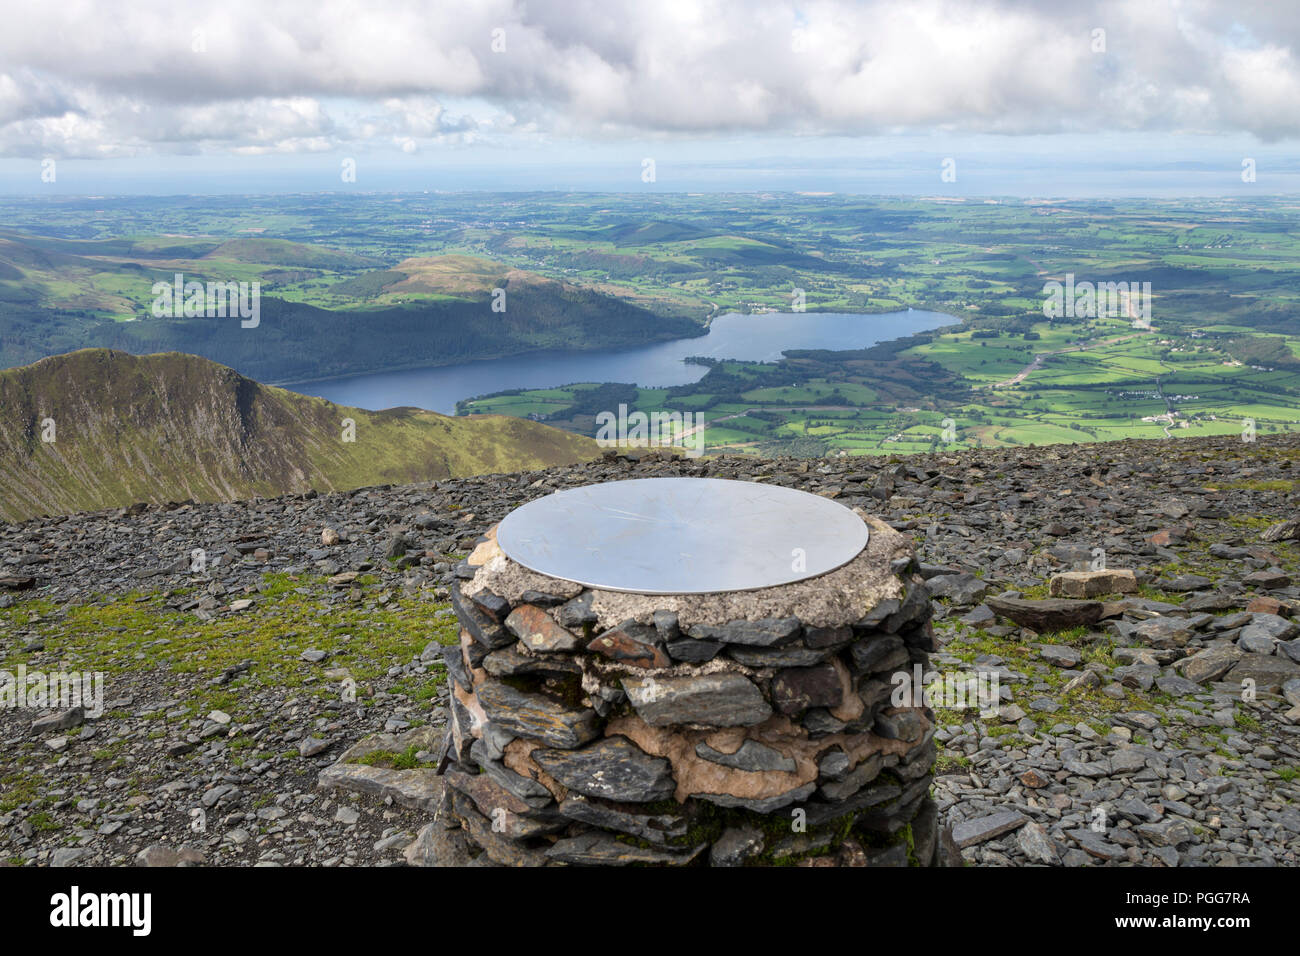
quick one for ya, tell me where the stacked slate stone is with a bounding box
[436,512,942,867]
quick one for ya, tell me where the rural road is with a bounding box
[987,330,1154,389]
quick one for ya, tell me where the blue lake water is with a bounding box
[287,310,953,414]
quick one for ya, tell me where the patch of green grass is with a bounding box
[945,622,1139,729]
[933,753,972,774]
[0,771,41,813]
[28,811,61,833]
[1234,709,1264,733]
[355,749,399,767]
[352,743,437,771]
[1080,639,1118,669]
[1226,515,1275,532]
[391,745,425,770]
[0,572,459,717]
[1138,584,1185,603]
[1220,479,1298,493]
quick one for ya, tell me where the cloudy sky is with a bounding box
[1,0,1297,193]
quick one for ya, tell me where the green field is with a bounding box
[464,313,1300,457]
[3,192,1299,458]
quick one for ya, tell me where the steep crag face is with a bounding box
[0,349,599,521]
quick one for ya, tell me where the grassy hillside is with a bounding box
[0,349,600,522]
[0,232,383,320]
[0,230,703,381]
[465,310,1300,457]
[324,253,616,305]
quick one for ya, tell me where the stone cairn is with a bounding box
[435,511,944,866]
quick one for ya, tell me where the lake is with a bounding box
[286,310,952,414]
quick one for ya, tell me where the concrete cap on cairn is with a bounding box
[496,477,870,595]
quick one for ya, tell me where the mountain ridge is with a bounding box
[0,348,599,522]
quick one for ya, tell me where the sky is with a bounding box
[1,0,1297,196]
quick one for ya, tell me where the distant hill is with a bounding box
[333,254,508,298]
[0,230,384,320]
[327,253,592,301]
[200,238,383,270]
[0,231,704,381]
[0,349,600,522]
[594,220,718,244]
[78,285,701,385]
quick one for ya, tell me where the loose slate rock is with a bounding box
[1155,674,1201,697]
[31,706,85,735]
[1136,819,1194,847]
[1283,678,1300,707]
[1016,821,1060,865]
[1179,645,1243,684]
[1227,655,1300,694]
[1066,828,1126,861]
[985,596,1103,632]
[533,736,675,803]
[1243,569,1291,589]
[1260,517,1300,542]
[1162,574,1213,593]
[951,809,1027,848]
[925,572,989,606]
[1237,630,1278,655]
[1040,645,1081,667]
[1130,616,1196,649]
[1050,569,1138,598]
[1247,614,1300,640]
[1116,711,1161,732]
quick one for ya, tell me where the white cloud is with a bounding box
[0,0,1297,158]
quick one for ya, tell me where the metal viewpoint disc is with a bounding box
[495,477,869,595]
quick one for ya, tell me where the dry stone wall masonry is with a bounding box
[434,512,950,866]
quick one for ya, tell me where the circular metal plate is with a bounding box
[495,477,869,595]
